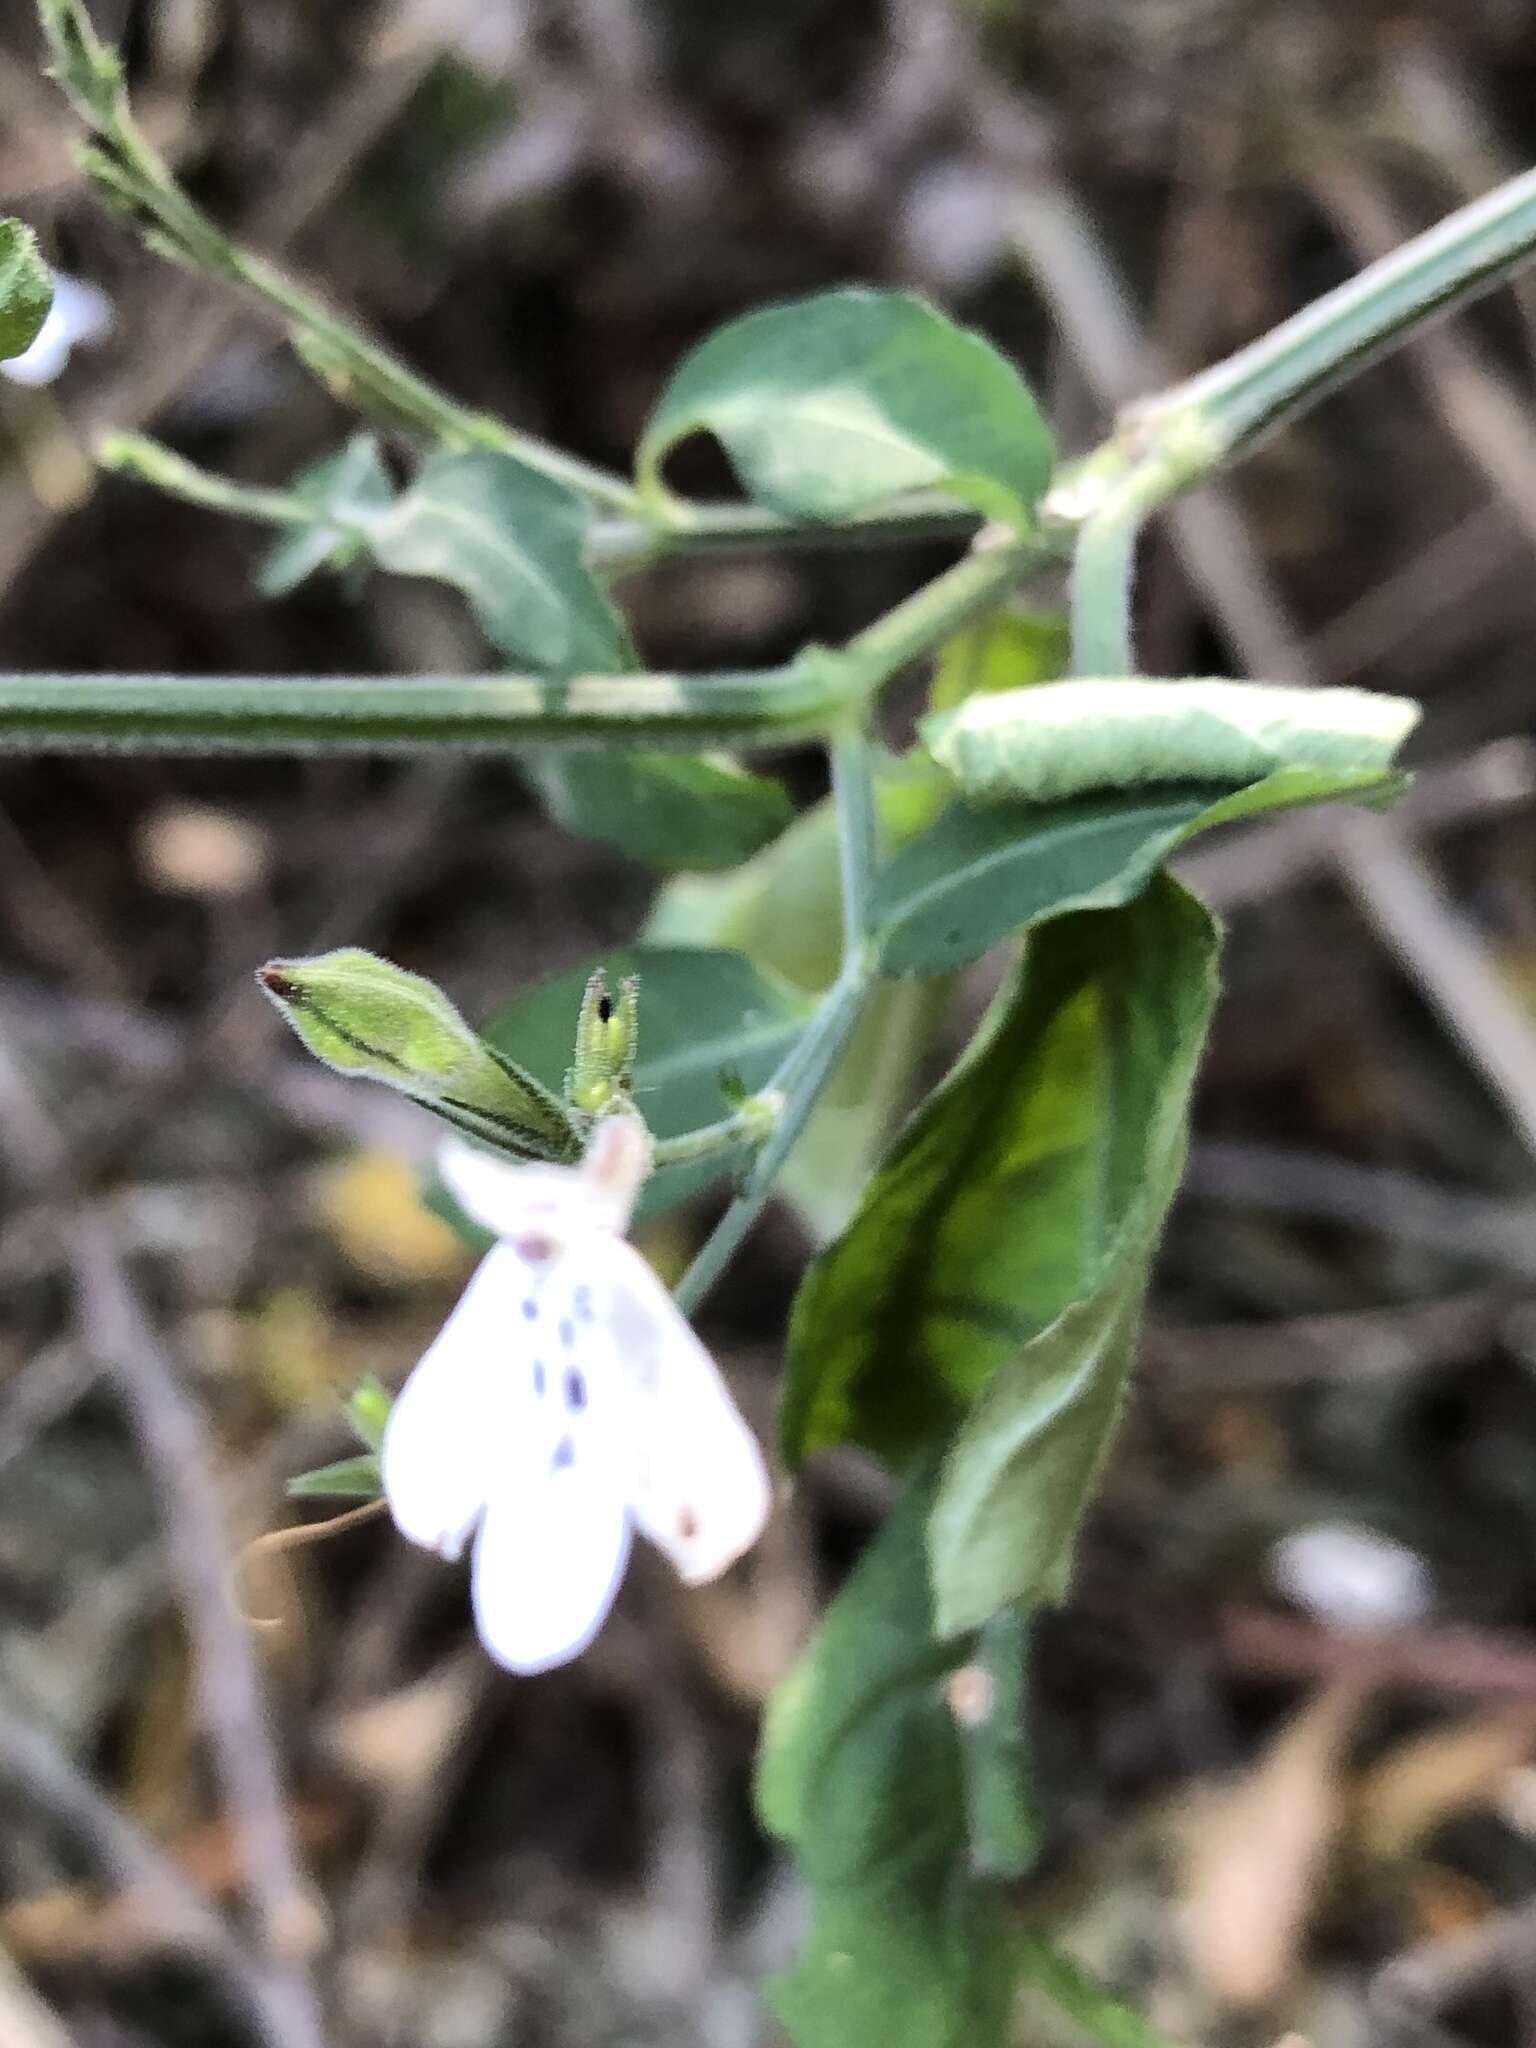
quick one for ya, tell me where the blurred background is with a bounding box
[7,1,1536,2044]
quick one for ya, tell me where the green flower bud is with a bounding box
[258,948,582,1163]
[568,970,640,1113]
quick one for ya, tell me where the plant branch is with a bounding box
[99,432,318,528]
[830,726,880,944]
[673,965,872,1315]
[1147,160,1536,464]
[842,528,1054,697]
[0,658,851,753]
[40,0,640,511]
[674,722,882,1312]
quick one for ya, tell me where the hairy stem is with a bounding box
[0,660,851,753]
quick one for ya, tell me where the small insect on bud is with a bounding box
[258,948,582,1164]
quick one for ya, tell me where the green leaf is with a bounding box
[878,680,1420,976]
[0,221,53,361]
[287,1453,382,1500]
[345,1375,393,1452]
[638,288,1054,526]
[925,677,1419,804]
[527,748,794,870]
[779,980,945,1245]
[782,882,1218,1552]
[482,945,814,1219]
[758,1466,1022,2048]
[257,948,583,1162]
[927,611,1069,715]
[957,1609,1038,1881]
[258,433,395,596]
[875,764,1406,978]
[369,450,635,673]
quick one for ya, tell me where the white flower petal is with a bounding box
[437,1136,609,1248]
[382,1241,537,1560]
[1,274,114,388]
[471,1420,632,1675]
[602,1239,771,1585]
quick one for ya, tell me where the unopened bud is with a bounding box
[258,948,581,1163]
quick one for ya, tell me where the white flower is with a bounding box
[2,272,114,388]
[382,1118,771,1675]
[1268,1520,1432,1635]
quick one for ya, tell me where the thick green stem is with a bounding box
[0,660,850,754]
[1147,161,1536,463]
[1046,164,1536,676]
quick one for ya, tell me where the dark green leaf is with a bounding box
[0,220,53,361]
[258,433,395,596]
[782,882,1218,1569]
[528,749,794,870]
[925,677,1418,804]
[287,1453,382,1500]
[370,450,635,673]
[927,611,1069,715]
[638,288,1054,526]
[875,765,1405,978]
[758,1467,1022,2048]
[483,945,814,1219]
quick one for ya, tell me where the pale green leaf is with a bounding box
[287,1453,382,1500]
[527,749,793,870]
[346,1375,393,1452]
[258,433,395,596]
[926,677,1419,804]
[0,220,53,361]
[638,288,1054,526]
[927,611,1069,715]
[370,449,635,673]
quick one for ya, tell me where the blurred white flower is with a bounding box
[2,271,114,388]
[1269,1520,1432,1635]
[382,1119,770,1675]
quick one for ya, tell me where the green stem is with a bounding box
[843,530,1052,699]
[1019,1937,1185,2048]
[830,727,880,943]
[650,1095,780,1170]
[99,433,317,528]
[589,493,979,572]
[1149,161,1536,462]
[673,965,871,1315]
[675,711,883,1311]
[1067,468,1163,677]
[0,660,850,754]
[40,0,640,512]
